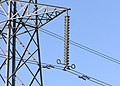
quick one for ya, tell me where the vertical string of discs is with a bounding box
[64,12,70,69]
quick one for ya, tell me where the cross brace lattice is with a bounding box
[0,0,70,86]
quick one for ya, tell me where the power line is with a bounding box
[39,28,120,65]
[3,25,116,65]
[0,55,112,86]
[0,28,117,86]
[42,63,112,86]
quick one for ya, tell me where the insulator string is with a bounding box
[64,14,70,69]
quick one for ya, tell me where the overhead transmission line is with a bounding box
[0,25,117,86]
[1,12,119,64]
[0,2,113,86]
[0,55,112,86]
[39,28,120,65]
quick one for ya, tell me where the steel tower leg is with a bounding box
[12,1,16,86]
[5,1,12,86]
[35,0,43,86]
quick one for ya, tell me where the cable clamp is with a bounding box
[56,59,76,70]
[78,75,90,80]
[42,64,54,69]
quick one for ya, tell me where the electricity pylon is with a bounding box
[0,0,70,86]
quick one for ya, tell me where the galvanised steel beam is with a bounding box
[0,0,70,86]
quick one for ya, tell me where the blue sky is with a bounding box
[39,0,120,86]
[0,0,120,86]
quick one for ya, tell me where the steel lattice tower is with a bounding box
[0,0,70,86]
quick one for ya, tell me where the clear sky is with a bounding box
[39,0,120,86]
[0,0,120,86]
